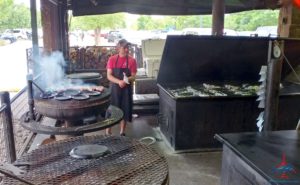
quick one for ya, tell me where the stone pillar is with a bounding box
[278,1,300,38]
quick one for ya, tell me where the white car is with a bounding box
[255,26,278,37]
[182,28,238,36]
[182,28,212,36]
[3,29,28,40]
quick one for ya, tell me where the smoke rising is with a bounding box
[33,51,92,93]
[40,51,67,89]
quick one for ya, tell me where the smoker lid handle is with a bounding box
[0,163,34,185]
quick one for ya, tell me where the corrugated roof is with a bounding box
[70,0,279,16]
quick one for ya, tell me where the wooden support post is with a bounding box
[0,92,16,163]
[212,0,225,36]
[264,2,300,131]
[41,0,66,53]
[264,41,283,131]
[58,0,69,59]
[278,2,300,38]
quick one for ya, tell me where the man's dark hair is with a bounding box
[118,39,131,48]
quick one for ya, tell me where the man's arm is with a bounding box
[128,58,137,83]
[128,72,136,83]
[107,69,120,84]
[107,69,126,88]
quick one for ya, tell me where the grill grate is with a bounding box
[1,136,168,185]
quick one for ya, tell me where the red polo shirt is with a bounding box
[106,54,137,74]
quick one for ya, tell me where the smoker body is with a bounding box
[157,36,300,151]
[159,88,300,150]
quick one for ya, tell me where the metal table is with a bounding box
[20,106,123,135]
[215,130,300,185]
[2,136,169,185]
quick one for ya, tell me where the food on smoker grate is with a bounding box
[71,94,90,100]
[168,84,259,98]
[54,95,72,101]
[203,83,221,89]
[81,90,101,96]
[40,91,58,99]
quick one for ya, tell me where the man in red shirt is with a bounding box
[106,39,137,136]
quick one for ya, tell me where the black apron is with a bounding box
[110,55,133,122]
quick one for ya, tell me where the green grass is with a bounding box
[0,39,8,46]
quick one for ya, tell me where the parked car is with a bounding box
[237,31,257,37]
[0,34,17,43]
[107,31,124,43]
[223,29,238,36]
[182,28,238,36]
[255,26,278,37]
[3,29,28,40]
[25,29,32,40]
[182,28,212,36]
[100,30,109,39]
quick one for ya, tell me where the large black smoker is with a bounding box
[157,36,300,151]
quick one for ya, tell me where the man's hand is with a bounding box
[118,80,127,88]
[123,72,130,84]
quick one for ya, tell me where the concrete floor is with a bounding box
[90,115,222,185]
[31,114,222,185]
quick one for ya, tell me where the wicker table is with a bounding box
[2,135,169,185]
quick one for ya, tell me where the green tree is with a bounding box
[134,10,277,32]
[10,4,31,28]
[136,15,213,31]
[0,0,15,30]
[225,10,279,31]
[165,15,212,30]
[0,0,36,31]
[137,16,153,30]
[70,13,126,45]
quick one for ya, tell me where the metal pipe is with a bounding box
[30,0,39,76]
[0,92,17,163]
[30,0,39,47]
[27,75,35,121]
[59,0,69,59]
[31,81,45,94]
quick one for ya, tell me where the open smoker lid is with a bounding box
[141,39,166,60]
[157,36,300,86]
